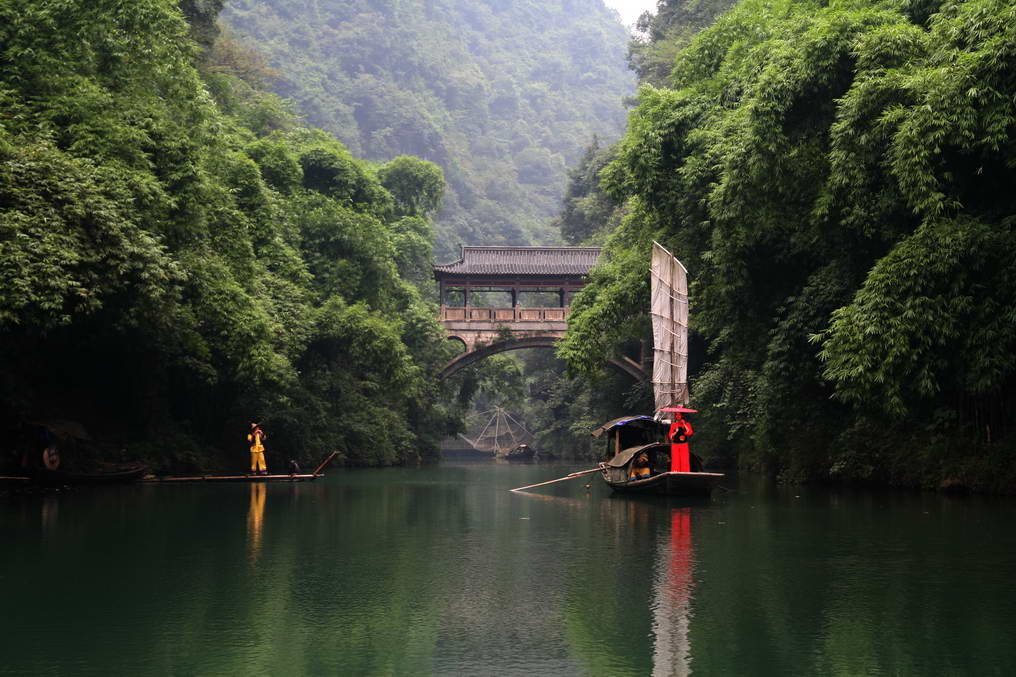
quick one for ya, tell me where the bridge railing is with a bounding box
[440,306,569,322]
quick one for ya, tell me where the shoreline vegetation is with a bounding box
[3,0,1016,494]
[558,0,1016,494]
[1,0,463,475]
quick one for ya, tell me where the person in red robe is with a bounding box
[668,413,694,473]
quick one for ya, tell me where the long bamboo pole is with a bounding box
[509,466,603,493]
[312,451,341,476]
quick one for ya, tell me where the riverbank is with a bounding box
[732,428,1016,496]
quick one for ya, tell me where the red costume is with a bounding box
[668,416,694,473]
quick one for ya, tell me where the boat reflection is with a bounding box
[558,493,702,675]
[652,507,693,676]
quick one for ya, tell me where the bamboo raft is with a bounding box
[142,473,322,483]
[3,472,322,484]
[3,452,341,485]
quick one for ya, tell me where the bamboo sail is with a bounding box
[650,248,694,674]
[651,242,690,411]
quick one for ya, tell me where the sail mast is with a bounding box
[650,242,689,411]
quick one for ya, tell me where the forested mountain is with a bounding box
[0,0,462,471]
[220,0,634,258]
[560,0,1016,490]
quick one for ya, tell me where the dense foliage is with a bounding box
[561,0,1016,490]
[554,137,625,246]
[0,0,461,471]
[514,0,736,463]
[627,0,740,85]
[219,0,634,259]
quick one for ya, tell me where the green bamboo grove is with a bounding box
[560,0,1016,490]
[0,0,461,470]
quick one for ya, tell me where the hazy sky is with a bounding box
[603,0,657,27]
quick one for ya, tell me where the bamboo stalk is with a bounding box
[509,466,602,493]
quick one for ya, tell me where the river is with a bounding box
[3,463,1016,676]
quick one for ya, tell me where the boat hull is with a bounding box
[506,446,536,462]
[602,470,724,496]
[29,467,146,486]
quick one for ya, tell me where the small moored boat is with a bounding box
[29,466,147,486]
[506,444,536,462]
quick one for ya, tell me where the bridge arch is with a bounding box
[437,336,646,382]
[445,335,467,351]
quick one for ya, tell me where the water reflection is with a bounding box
[4,468,1016,676]
[560,494,704,676]
[247,481,265,563]
[40,494,59,531]
[652,508,693,676]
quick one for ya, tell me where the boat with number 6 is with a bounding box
[594,243,724,496]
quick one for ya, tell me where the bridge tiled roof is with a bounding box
[433,246,602,277]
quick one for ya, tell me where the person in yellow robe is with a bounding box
[247,423,268,475]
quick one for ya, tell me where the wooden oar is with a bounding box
[509,466,603,493]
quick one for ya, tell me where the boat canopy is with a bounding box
[605,443,662,468]
[605,443,705,472]
[590,415,657,439]
[29,420,91,440]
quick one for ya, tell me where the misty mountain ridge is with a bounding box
[222,0,635,257]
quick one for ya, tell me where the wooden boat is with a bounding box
[506,444,536,462]
[29,466,146,486]
[15,421,149,486]
[595,243,725,496]
[599,442,723,496]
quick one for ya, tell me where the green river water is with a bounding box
[3,463,1016,676]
